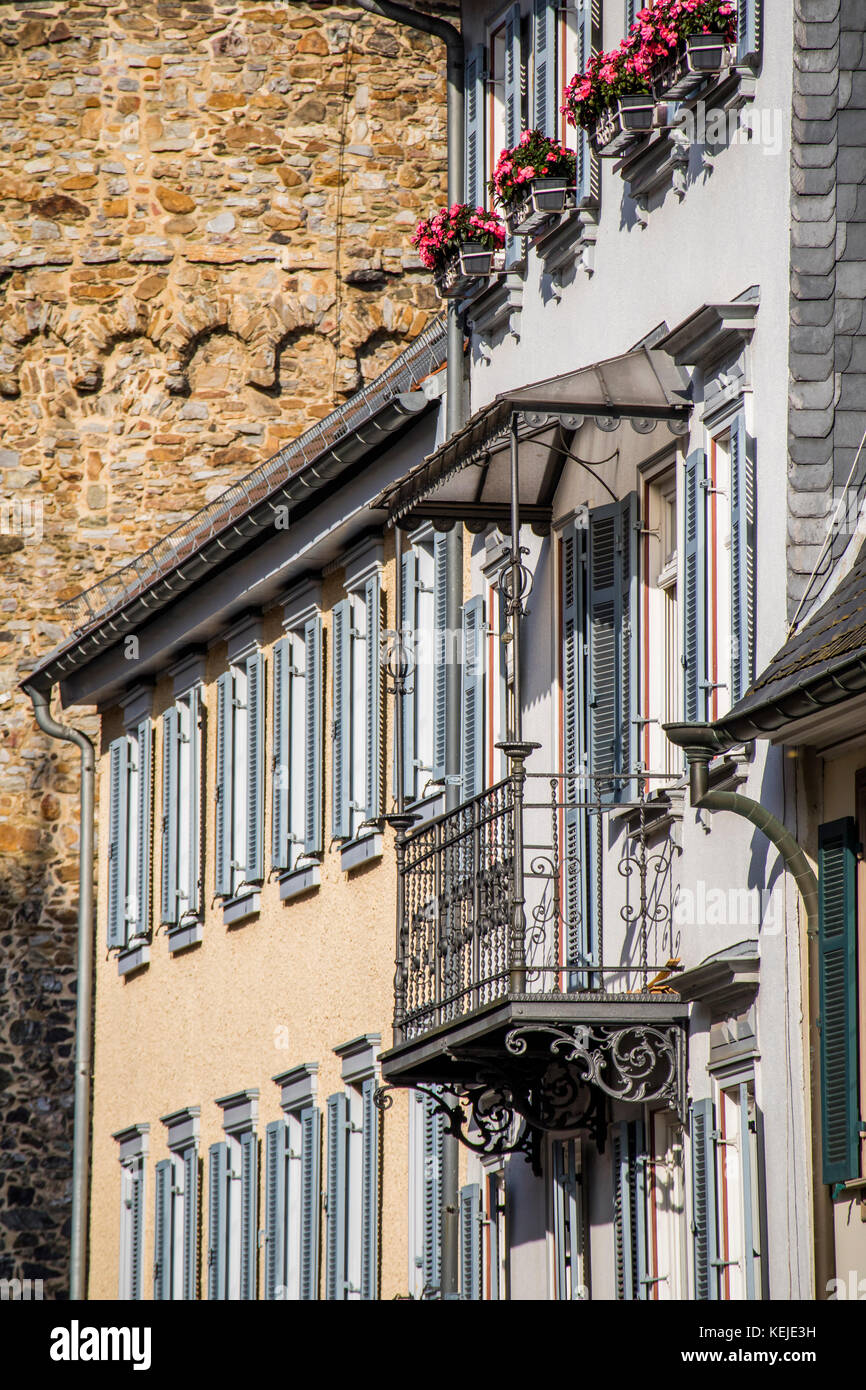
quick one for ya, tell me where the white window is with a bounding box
[272,615,323,874]
[332,564,383,846]
[114,1123,148,1302]
[160,687,203,935]
[645,1109,686,1300]
[550,1137,587,1300]
[107,717,152,954]
[715,1077,765,1300]
[214,652,265,903]
[482,1162,508,1300]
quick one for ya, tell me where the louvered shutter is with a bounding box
[154,1158,173,1300]
[325,1092,348,1299]
[552,1139,584,1299]
[588,495,637,802]
[432,534,448,782]
[561,523,591,986]
[574,0,598,205]
[300,1105,322,1300]
[304,617,323,855]
[459,1183,481,1300]
[618,492,640,799]
[240,1129,259,1300]
[214,673,233,898]
[272,637,290,872]
[264,1119,287,1300]
[729,414,755,706]
[633,1120,649,1300]
[683,449,708,723]
[461,595,486,801]
[107,737,128,949]
[422,1091,444,1295]
[360,1077,380,1300]
[207,1142,228,1300]
[130,1160,144,1301]
[464,46,485,208]
[503,5,523,269]
[691,1097,718,1300]
[331,601,351,839]
[818,818,860,1185]
[625,0,637,30]
[134,719,152,937]
[533,0,558,135]
[187,687,203,918]
[245,652,265,885]
[737,0,760,64]
[160,710,179,925]
[399,547,418,803]
[364,575,384,823]
[182,1147,199,1301]
[612,1122,635,1300]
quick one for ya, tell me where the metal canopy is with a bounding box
[375,344,691,530]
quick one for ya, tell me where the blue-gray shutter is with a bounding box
[160,709,179,925]
[154,1157,173,1300]
[422,1091,444,1294]
[130,1160,144,1301]
[683,449,708,723]
[818,818,860,1185]
[464,46,485,208]
[612,1122,634,1300]
[325,1092,348,1299]
[399,546,418,803]
[135,719,152,936]
[331,601,351,839]
[264,1119,287,1300]
[304,617,323,855]
[588,494,638,802]
[245,652,265,885]
[182,1147,198,1301]
[360,1076,380,1300]
[503,4,523,269]
[459,1182,481,1300]
[187,686,203,918]
[214,673,233,898]
[107,737,128,949]
[619,492,640,799]
[300,1105,322,1300]
[533,0,558,136]
[240,1129,259,1300]
[562,522,591,987]
[729,414,754,706]
[272,637,290,872]
[737,0,760,64]
[432,533,448,782]
[364,575,383,823]
[633,1119,649,1300]
[625,0,637,31]
[691,1097,718,1301]
[207,1141,228,1300]
[575,0,598,206]
[461,595,485,801]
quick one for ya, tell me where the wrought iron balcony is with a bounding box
[380,753,689,1155]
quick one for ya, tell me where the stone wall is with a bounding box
[0,0,448,1297]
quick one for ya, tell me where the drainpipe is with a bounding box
[354,0,466,1302]
[24,683,95,1303]
[664,721,835,1299]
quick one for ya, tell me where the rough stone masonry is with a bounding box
[0,0,450,1297]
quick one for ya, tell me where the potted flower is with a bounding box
[489,130,578,237]
[562,45,656,157]
[411,204,506,298]
[645,1,737,100]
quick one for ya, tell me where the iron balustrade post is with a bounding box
[497,743,539,996]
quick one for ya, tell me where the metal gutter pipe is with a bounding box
[664,721,835,1299]
[354,0,466,1302]
[23,682,95,1302]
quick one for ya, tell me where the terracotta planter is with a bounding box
[590,94,655,157]
[504,178,574,237]
[653,33,730,101]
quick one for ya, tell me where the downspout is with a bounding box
[24,683,95,1303]
[664,721,834,1299]
[354,0,466,1301]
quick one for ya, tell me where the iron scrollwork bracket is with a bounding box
[374,1081,539,1171]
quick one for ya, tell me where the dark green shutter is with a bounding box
[107,737,128,949]
[264,1119,287,1300]
[214,673,233,898]
[691,1097,718,1300]
[304,617,324,855]
[459,1183,481,1300]
[154,1157,172,1300]
[299,1105,322,1300]
[818,818,860,1185]
[683,449,708,723]
[331,601,351,838]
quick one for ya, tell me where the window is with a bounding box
[683,413,754,723]
[613,1114,687,1301]
[326,1036,381,1301]
[214,651,265,905]
[818,814,861,1186]
[399,531,447,805]
[208,1091,259,1301]
[264,1066,322,1301]
[482,1164,508,1300]
[154,1107,200,1301]
[107,716,153,959]
[550,1137,587,1299]
[691,1083,766,1300]
[272,614,324,875]
[160,687,203,942]
[114,1124,148,1301]
[642,465,680,779]
[332,564,384,847]
[408,1088,445,1298]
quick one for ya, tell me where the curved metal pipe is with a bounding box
[24,683,95,1302]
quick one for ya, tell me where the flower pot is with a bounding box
[504,178,575,237]
[653,33,729,100]
[590,94,655,157]
[433,256,470,299]
[458,240,496,277]
[432,242,496,299]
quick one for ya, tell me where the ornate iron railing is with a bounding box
[394,766,682,1042]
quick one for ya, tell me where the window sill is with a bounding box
[340,833,383,873]
[167,919,204,953]
[279,862,321,902]
[405,791,445,828]
[534,206,599,285]
[117,941,150,977]
[222,892,261,927]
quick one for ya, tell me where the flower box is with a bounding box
[504,178,575,237]
[590,94,656,157]
[653,33,730,100]
[432,241,497,298]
